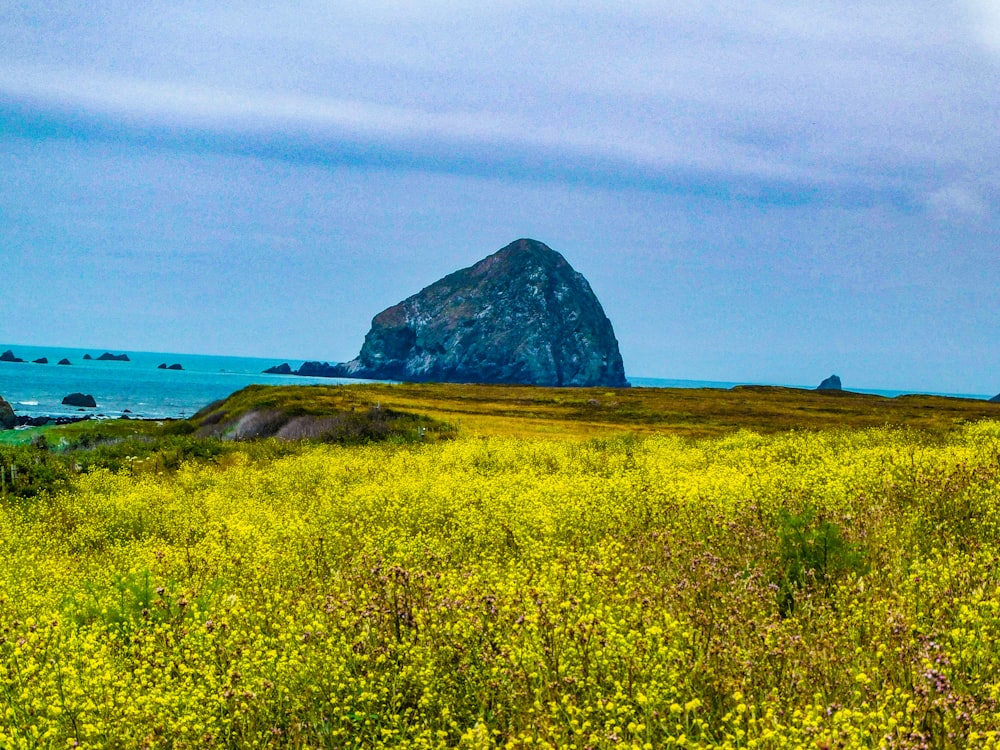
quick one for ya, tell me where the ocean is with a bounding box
[0,344,357,421]
[0,344,993,422]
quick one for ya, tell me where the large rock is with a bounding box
[62,393,97,408]
[314,239,628,387]
[990,393,1000,403]
[817,374,842,391]
[0,396,15,430]
[263,363,293,375]
[97,352,130,362]
[0,350,24,363]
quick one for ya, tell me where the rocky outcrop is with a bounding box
[312,238,628,387]
[83,354,93,360]
[991,393,1000,403]
[62,393,97,408]
[57,358,72,365]
[97,352,130,362]
[0,350,24,363]
[0,396,15,430]
[263,363,293,375]
[817,374,842,391]
[32,357,48,364]
[158,363,184,370]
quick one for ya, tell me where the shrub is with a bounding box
[774,504,867,616]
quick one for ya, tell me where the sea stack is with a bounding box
[310,238,628,387]
[817,374,843,391]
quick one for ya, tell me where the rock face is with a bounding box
[62,393,97,408]
[319,239,628,387]
[817,374,843,391]
[263,363,293,375]
[0,350,24,363]
[0,396,15,430]
[991,393,1000,403]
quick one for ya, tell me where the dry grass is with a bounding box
[197,382,1000,440]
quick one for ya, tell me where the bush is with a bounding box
[0,443,71,499]
[774,505,867,616]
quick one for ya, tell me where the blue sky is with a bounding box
[1,2,998,394]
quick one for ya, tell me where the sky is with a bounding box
[1,1,998,395]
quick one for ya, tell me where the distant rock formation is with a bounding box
[0,396,15,430]
[817,374,843,391]
[0,350,24,363]
[57,358,72,365]
[297,361,337,377]
[32,357,48,364]
[263,363,293,375]
[307,238,628,387]
[62,393,97,408]
[158,363,184,370]
[97,352,130,362]
[83,354,93,360]
[990,393,1000,403]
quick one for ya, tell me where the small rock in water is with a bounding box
[0,350,24,363]
[32,357,48,364]
[57,358,72,365]
[817,374,842,391]
[62,393,97,408]
[83,354,93,360]
[263,363,293,375]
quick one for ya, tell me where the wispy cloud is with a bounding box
[925,182,991,224]
[1,3,997,213]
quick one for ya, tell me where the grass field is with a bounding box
[1,384,1000,748]
[192,382,1000,440]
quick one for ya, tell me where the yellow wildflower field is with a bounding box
[2,424,1000,748]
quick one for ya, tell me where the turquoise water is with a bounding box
[0,344,992,422]
[0,345,361,420]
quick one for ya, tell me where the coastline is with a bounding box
[2,344,995,425]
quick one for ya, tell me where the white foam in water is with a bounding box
[18,400,39,406]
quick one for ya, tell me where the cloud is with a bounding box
[925,182,990,223]
[0,64,871,205]
[1,3,997,211]
[964,0,1000,54]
